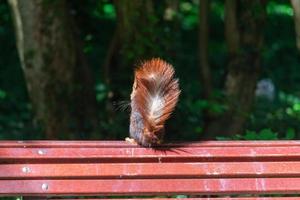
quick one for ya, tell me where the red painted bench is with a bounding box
[1,141,300,199]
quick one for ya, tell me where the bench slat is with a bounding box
[1,146,300,163]
[1,178,300,196]
[1,162,300,179]
[1,141,300,198]
[1,140,300,148]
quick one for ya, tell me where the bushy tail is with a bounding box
[133,58,180,135]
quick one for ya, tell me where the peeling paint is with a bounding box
[257,162,265,175]
[203,179,209,191]
[250,149,257,157]
[254,178,266,191]
[158,157,162,163]
[219,179,227,191]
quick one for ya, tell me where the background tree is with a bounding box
[199,0,212,101]
[203,0,267,138]
[291,0,300,52]
[199,0,215,131]
[8,0,99,139]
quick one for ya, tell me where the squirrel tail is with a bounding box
[131,58,180,144]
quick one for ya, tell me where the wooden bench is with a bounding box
[1,140,300,199]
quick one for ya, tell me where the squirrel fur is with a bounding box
[129,58,180,147]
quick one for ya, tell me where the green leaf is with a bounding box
[285,128,295,139]
[103,4,116,18]
[258,128,278,140]
[244,130,258,140]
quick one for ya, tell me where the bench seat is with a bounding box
[0,140,300,199]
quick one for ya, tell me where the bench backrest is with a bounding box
[1,140,300,199]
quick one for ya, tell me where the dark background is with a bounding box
[0,0,299,141]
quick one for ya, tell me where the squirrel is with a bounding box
[126,58,180,147]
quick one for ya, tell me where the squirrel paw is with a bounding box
[125,137,138,145]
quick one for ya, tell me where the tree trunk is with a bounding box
[291,0,300,51]
[8,0,99,139]
[203,0,266,139]
[199,0,212,100]
[199,0,214,128]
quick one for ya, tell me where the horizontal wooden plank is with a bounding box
[1,140,300,148]
[1,178,300,196]
[2,141,300,197]
[2,162,300,179]
[1,146,300,163]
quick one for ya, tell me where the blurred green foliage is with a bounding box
[0,0,300,140]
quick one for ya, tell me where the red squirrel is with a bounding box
[127,58,180,147]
